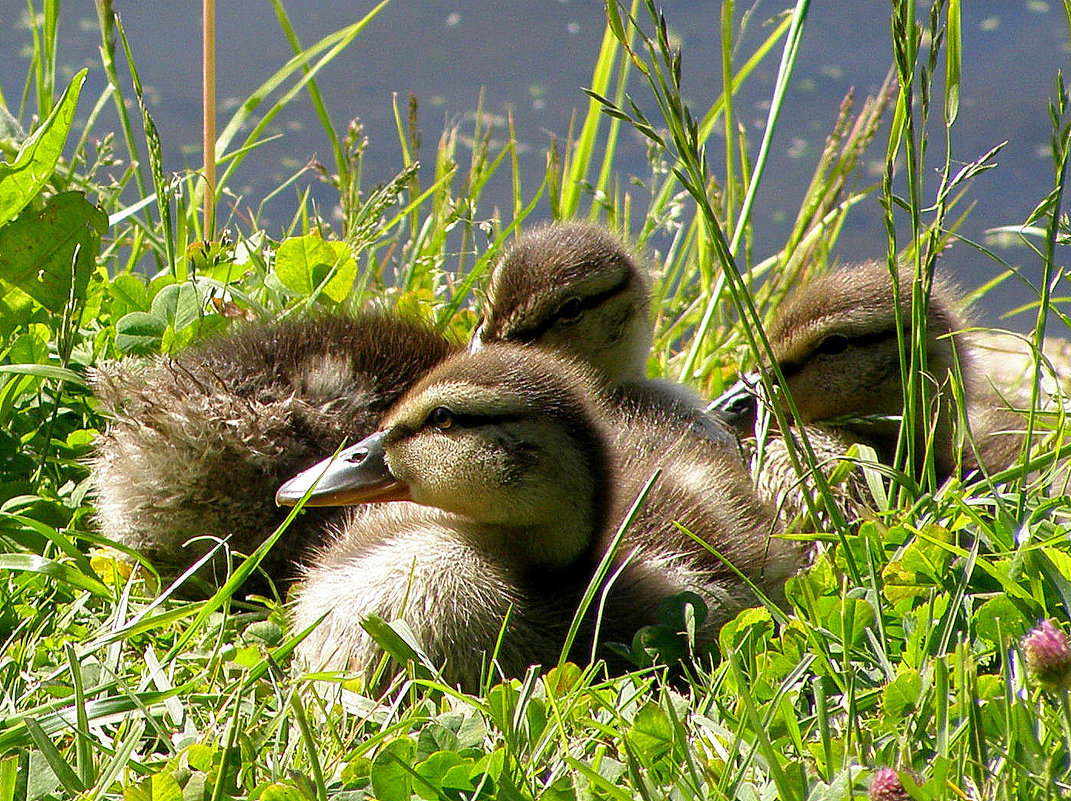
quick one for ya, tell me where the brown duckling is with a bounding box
[474,221,737,448]
[716,262,1025,492]
[278,344,797,691]
[91,312,456,592]
[474,222,652,385]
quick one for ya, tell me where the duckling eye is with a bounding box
[429,406,454,431]
[556,296,584,324]
[816,334,849,356]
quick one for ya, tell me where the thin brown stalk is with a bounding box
[202,0,217,239]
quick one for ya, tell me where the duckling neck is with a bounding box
[616,314,654,384]
[446,458,611,573]
[458,513,602,574]
[832,382,960,480]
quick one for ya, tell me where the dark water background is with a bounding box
[1,1,1068,332]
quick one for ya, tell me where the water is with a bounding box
[1,0,1068,332]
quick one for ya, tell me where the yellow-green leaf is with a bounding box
[0,70,87,225]
[0,191,106,313]
[274,233,357,303]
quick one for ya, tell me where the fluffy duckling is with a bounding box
[717,262,1024,487]
[91,312,456,591]
[474,221,736,447]
[278,344,797,690]
[475,222,652,385]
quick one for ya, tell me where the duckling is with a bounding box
[716,261,1025,489]
[278,344,797,690]
[475,222,652,385]
[91,312,456,591]
[474,221,736,447]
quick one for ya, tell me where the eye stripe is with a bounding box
[779,329,900,377]
[424,411,525,430]
[508,271,633,342]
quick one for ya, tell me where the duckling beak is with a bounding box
[275,431,410,507]
[707,372,760,428]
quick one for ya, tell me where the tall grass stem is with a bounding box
[203,0,216,239]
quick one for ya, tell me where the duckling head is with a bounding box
[764,262,977,474]
[278,344,613,570]
[474,223,652,386]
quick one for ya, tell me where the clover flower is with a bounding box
[869,767,909,801]
[1023,618,1071,691]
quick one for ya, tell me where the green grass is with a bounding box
[1,0,1070,798]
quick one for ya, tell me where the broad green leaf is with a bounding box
[485,682,520,732]
[109,273,151,318]
[122,772,183,801]
[416,722,459,761]
[229,645,261,668]
[627,701,674,763]
[524,697,549,743]
[340,756,372,786]
[358,615,444,685]
[657,590,708,628]
[6,322,49,364]
[3,323,60,405]
[184,744,215,773]
[256,783,309,801]
[628,623,688,667]
[64,429,95,449]
[149,283,202,333]
[718,604,775,653]
[541,776,579,801]
[414,751,471,800]
[114,311,166,355]
[0,284,38,339]
[274,233,357,303]
[973,596,1029,645]
[370,737,416,801]
[562,757,630,801]
[882,557,928,605]
[159,324,198,354]
[113,283,206,354]
[901,527,953,581]
[834,596,875,647]
[455,711,488,750]
[0,191,107,313]
[882,668,921,718]
[243,619,285,647]
[544,662,581,696]
[805,767,859,801]
[0,70,87,225]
